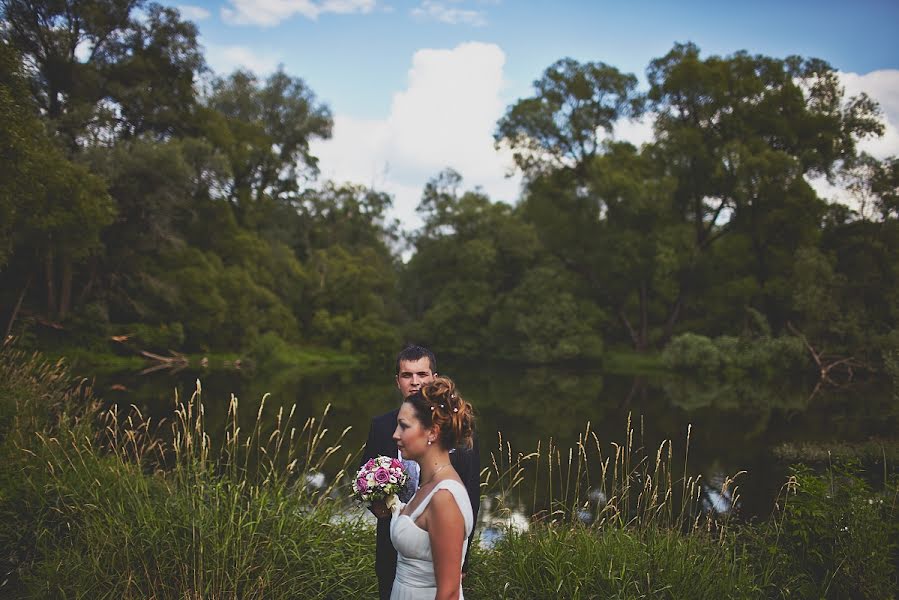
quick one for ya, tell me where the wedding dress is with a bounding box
[389,479,474,600]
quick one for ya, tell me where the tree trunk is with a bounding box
[77,257,98,305]
[59,256,73,319]
[45,247,57,316]
[619,309,641,352]
[661,292,684,345]
[4,273,32,339]
[639,280,649,350]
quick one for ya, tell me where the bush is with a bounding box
[125,321,186,351]
[661,333,722,374]
[662,332,811,379]
[746,464,898,599]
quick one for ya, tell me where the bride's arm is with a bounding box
[428,490,465,600]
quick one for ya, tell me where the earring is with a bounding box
[427,439,432,445]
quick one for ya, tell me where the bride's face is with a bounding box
[393,402,433,460]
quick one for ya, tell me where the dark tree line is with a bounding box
[1,0,398,357]
[2,0,897,368]
[406,45,897,367]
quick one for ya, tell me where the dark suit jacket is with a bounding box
[362,407,481,587]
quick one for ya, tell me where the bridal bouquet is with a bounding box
[353,456,408,509]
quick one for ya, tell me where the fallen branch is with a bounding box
[139,350,189,375]
[787,322,872,390]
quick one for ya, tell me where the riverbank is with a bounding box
[0,343,895,598]
[34,333,363,378]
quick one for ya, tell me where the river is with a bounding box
[92,358,897,524]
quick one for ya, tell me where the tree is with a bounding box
[1,0,205,148]
[403,170,574,358]
[204,68,332,226]
[488,262,605,362]
[645,43,884,334]
[520,143,685,350]
[495,58,644,180]
[0,41,114,329]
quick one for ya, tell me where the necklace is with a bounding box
[420,463,452,487]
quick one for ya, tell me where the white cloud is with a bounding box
[611,112,655,148]
[411,1,487,27]
[312,42,521,231]
[807,69,899,216]
[177,4,211,20]
[204,43,282,76]
[222,0,376,27]
[840,69,899,160]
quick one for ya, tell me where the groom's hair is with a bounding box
[395,344,436,375]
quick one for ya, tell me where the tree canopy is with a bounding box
[1,15,896,370]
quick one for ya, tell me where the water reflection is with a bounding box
[92,360,897,521]
[476,496,530,549]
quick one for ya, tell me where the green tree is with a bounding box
[495,58,643,180]
[204,68,332,227]
[644,43,883,334]
[0,41,114,329]
[519,143,685,350]
[1,0,205,147]
[488,262,605,362]
[403,172,530,354]
[293,183,401,356]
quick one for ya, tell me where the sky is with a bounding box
[170,0,899,230]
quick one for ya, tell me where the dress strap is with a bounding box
[409,479,468,521]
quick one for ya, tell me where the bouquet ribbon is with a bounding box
[385,493,404,516]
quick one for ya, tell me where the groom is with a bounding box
[361,345,481,600]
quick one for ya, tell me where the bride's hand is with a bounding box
[370,499,390,519]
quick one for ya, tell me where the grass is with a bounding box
[601,349,667,376]
[468,526,763,599]
[772,438,899,464]
[0,341,896,599]
[0,342,374,598]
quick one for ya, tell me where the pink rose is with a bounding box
[374,467,390,485]
[356,477,368,492]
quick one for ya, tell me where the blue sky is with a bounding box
[171,0,899,228]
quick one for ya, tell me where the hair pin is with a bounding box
[453,408,458,412]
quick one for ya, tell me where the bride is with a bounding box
[390,377,475,600]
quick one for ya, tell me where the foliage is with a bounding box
[0,342,374,598]
[662,332,810,378]
[661,333,724,374]
[469,527,761,599]
[1,0,205,146]
[0,41,116,324]
[488,263,605,363]
[496,57,644,179]
[743,464,898,599]
[1,346,896,598]
[3,23,898,375]
[203,68,333,223]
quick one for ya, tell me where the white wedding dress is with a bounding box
[389,479,474,600]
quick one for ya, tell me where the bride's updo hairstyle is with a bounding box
[406,376,475,450]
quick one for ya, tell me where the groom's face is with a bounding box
[396,357,434,399]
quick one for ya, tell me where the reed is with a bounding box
[1,341,894,599]
[480,415,742,538]
[0,341,375,598]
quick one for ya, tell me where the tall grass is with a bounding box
[1,341,895,599]
[0,341,375,599]
[473,417,763,598]
[481,416,741,536]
